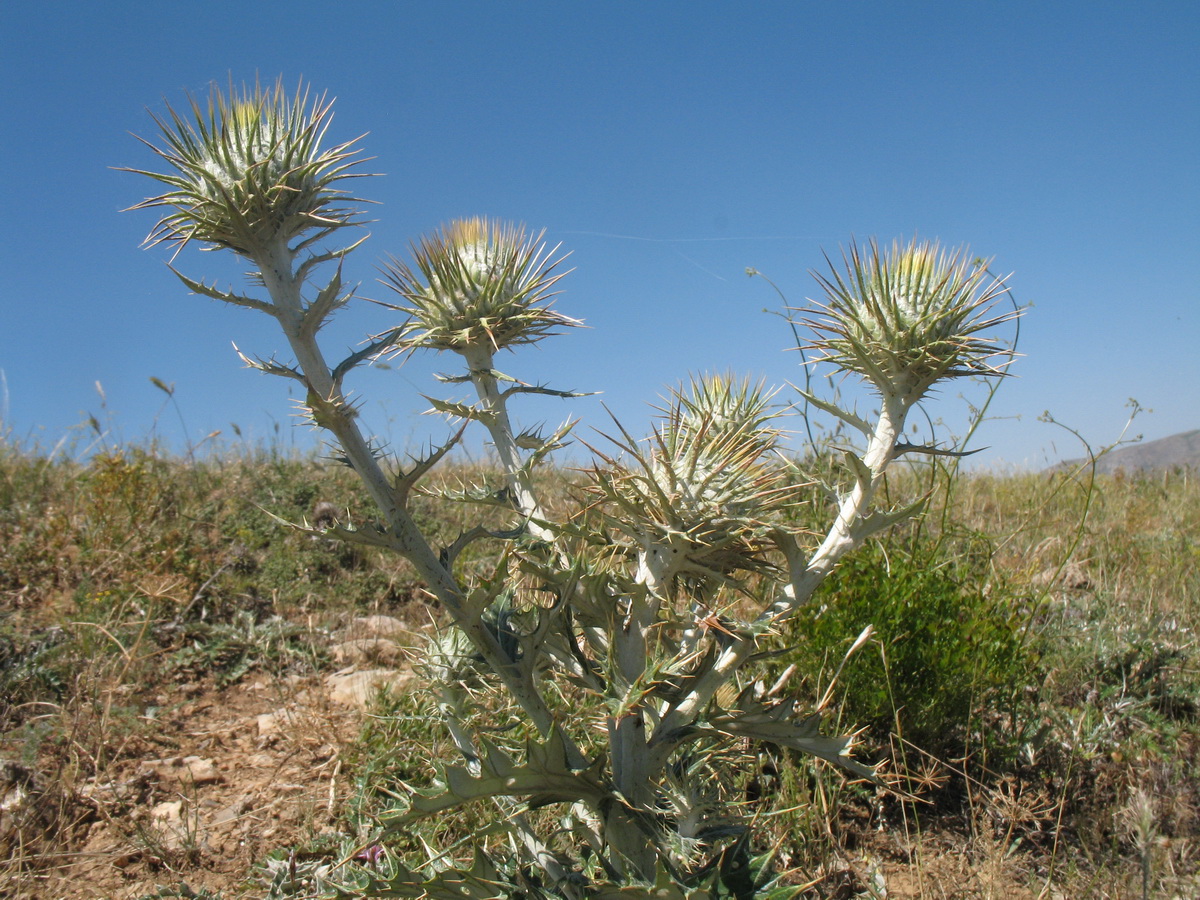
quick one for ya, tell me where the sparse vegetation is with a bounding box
[2,438,1198,897]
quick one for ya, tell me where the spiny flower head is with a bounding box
[586,377,803,584]
[667,373,781,454]
[379,218,579,354]
[803,238,1016,403]
[127,77,369,261]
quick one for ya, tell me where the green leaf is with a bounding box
[171,268,275,315]
[588,864,714,899]
[710,691,878,782]
[855,494,930,539]
[381,728,607,829]
[792,387,871,438]
[424,395,498,425]
[841,448,872,490]
[300,265,351,337]
[393,422,468,505]
[258,506,397,550]
[338,848,520,900]
[502,382,598,400]
[332,326,404,385]
[232,343,304,381]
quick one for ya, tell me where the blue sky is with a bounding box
[2,1,1196,469]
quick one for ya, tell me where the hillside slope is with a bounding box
[1058,428,1200,473]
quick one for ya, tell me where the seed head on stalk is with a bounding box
[803,238,1016,406]
[125,77,371,264]
[378,218,580,354]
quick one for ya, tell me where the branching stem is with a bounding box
[648,393,910,767]
[255,242,570,745]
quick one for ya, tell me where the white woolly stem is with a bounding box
[460,343,556,542]
[256,241,570,745]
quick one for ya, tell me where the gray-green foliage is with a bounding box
[128,78,1019,896]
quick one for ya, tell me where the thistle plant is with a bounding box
[587,375,798,589]
[377,218,582,542]
[804,238,1013,409]
[129,78,1019,898]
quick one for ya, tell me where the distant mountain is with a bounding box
[1054,429,1200,474]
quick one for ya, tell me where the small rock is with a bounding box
[151,799,183,822]
[149,800,197,851]
[331,637,406,667]
[256,708,294,736]
[141,756,221,786]
[325,668,416,709]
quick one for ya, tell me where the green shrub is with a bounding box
[786,538,1032,759]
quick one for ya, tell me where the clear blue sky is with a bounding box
[2,1,1197,469]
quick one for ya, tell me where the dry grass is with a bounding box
[1,436,1197,898]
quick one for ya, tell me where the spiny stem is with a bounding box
[255,242,571,745]
[460,344,556,542]
[648,393,910,767]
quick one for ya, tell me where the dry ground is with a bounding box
[6,627,1186,900]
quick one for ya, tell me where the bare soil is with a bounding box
[2,666,1073,900]
[3,670,365,899]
